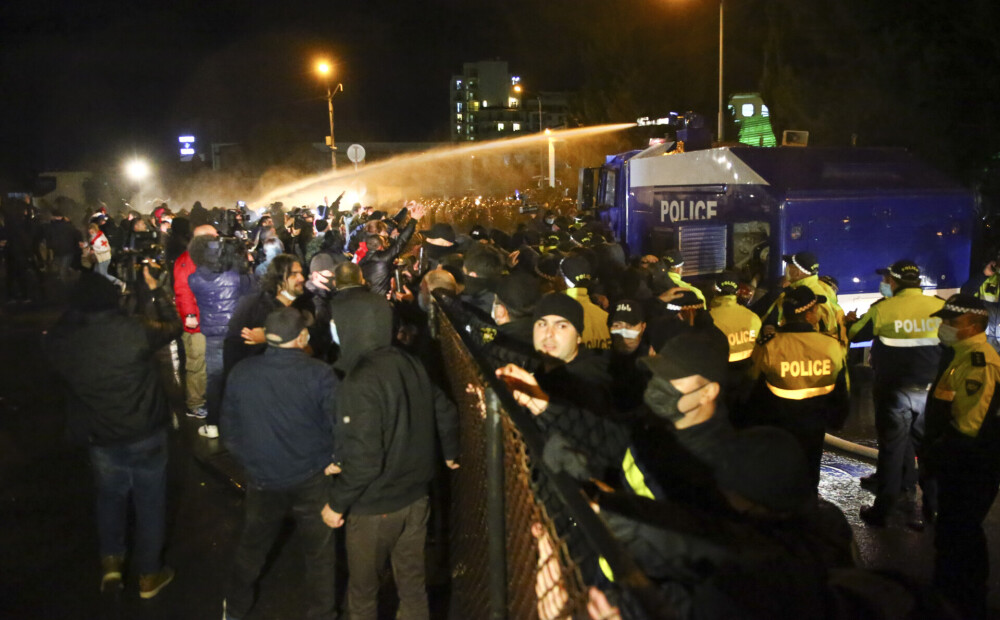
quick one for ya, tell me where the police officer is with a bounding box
[922,294,1000,618]
[763,251,844,344]
[747,286,849,488]
[660,249,706,303]
[710,271,762,415]
[960,253,1000,352]
[847,260,944,526]
[710,271,762,364]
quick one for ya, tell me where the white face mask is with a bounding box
[611,327,641,339]
[937,324,960,347]
[329,320,340,345]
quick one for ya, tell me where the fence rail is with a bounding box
[434,295,669,620]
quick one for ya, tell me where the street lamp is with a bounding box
[717,0,724,143]
[315,60,343,169]
[124,158,150,182]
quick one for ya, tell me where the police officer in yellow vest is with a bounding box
[921,294,1000,618]
[846,260,944,527]
[748,286,849,488]
[660,249,706,304]
[559,254,612,351]
[960,254,1000,352]
[618,329,734,507]
[710,271,763,416]
[763,251,844,344]
[710,271,762,364]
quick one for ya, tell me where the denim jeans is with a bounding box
[225,472,337,619]
[94,260,123,287]
[88,429,168,574]
[205,336,225,427]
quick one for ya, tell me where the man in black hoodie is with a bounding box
[323,291,459,620]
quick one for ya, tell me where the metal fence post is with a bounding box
[484,387,507,620]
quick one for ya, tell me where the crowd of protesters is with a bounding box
[10,187,998,619]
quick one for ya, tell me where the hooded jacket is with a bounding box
[358,218,417,297]
[186,237,254,338]
[328,291,459,515]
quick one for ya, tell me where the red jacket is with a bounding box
[173,250,200,333]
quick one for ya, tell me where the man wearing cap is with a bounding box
[846,260,945,526]
[492,272,542,346]
[609,300,649,412]
[710,272,763,414]
[747,286,849,487]
[961,253,1000,352]
[660,249,706,303]
[709,271,762,364]
[220,307,339,620]
[921,294,1000,618]
[419,221,459,272]
[619,329,735,506]
[763,251,844,343]
[559,254,611,350]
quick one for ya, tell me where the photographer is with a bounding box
[187,234,254,439]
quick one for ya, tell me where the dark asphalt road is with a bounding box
[3,281,1000,618]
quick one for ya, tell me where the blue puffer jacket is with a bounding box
[188,267,254,338]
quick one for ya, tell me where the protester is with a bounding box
[323,291,459,620]
[46,271,181,598]
[221,307,339,620]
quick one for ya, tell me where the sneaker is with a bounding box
[100,555,125,593]
[186,406,208,419]
[198,424,219,439]
[138,566,175,599]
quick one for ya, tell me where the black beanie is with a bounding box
[532,293,584,335]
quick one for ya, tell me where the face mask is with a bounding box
[937,324,960,347]
[611,327,641,339]
[642,376,707,423]
[544,217,555,225]
[329,320,340,345]
[879,282,893,298]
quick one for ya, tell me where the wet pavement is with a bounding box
[3,281,1000,618]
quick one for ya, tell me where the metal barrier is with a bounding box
[433,296,669,620]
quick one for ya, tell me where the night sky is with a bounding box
[2,0,998,187]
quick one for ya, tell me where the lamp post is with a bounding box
[316,61,343,169]
[545,129,555,188]
[717,0,724,143]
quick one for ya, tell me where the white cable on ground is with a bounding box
[824,433,878,462]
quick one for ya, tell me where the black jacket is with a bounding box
[222,347,338,490]
[46,288,182,446]
[359,218,417,297]
[328,291,459,515]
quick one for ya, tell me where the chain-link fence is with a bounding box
[433,296,669,620]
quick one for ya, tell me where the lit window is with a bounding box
[470,101,480,112]
[741,103,755,117]
[457,114,463,121]
[456,125,461,133]
[513,123,521,131]
[498,122,505,131]
[456,79,462,88]
[508,97,519,108]
[482,100,488,108]
[456,102,463,112]
[761,104,770,117]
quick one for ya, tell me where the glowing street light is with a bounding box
[124,158,150,182]
[315,59,343,169]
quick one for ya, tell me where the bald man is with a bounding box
[174,224,217,418]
